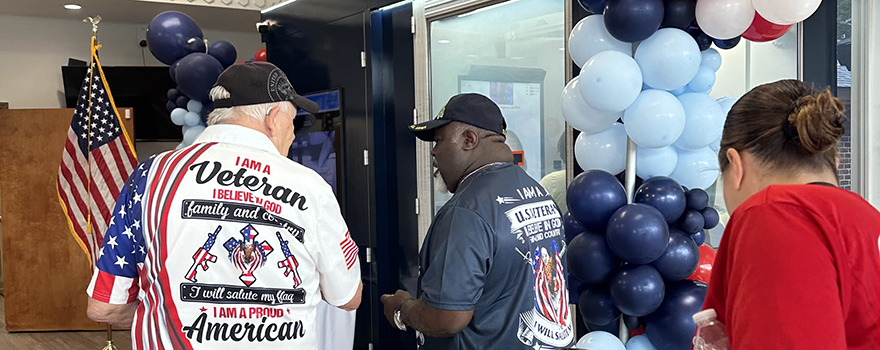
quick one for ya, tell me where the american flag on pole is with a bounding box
[57,36,138,266]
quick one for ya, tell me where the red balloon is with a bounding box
[629,325,645,337]
[253,48,268,62]
[742,12,792,42]
[687,244,716,284]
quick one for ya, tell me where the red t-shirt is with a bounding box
[703,184,879,350]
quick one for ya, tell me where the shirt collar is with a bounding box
[195,124,281,155]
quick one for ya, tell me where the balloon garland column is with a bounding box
[565,1,821,349]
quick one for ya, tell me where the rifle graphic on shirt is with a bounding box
[276,231,303,288]
[185,225,221,282]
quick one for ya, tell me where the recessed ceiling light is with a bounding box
[437,39,450,44]
[64,4,82,10]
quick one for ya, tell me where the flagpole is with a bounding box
[85,14,117,350]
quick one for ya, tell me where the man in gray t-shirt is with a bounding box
[381,94,573,349]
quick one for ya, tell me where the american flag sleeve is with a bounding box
[308,188,361,307]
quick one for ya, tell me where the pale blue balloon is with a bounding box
[710,136,722,152]
[636,145,678,179]
[184,111,201,126]
[175,142,186,150]
[577,331,626,350]
[575,123,627,174]
[186,99,203,114]
[687,67,716,94]
[569,14,633,68]
[183,125,206,145]
[562,76,622,134]
[670,86,688,96]
[701,48,722,72]
[635,28,701,91]
[670,147,720,190]
[624,90,685,148]
[170,108,187,126]
[626,335,657,350]
[579,51,643,112]
[674,93,725,150]
[717,96,738,116]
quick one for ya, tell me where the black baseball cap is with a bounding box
[410,93,507,141]
[211,61,319,114]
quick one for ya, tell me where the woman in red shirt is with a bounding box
[702,79,879,350]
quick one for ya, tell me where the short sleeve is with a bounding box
[87,157,153,305]
[723,203,847,349]
[420,207,494,311]
[305,187,361,306]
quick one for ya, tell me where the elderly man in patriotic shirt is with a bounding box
[85,62,362,350]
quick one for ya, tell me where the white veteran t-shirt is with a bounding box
[87,124,361,350]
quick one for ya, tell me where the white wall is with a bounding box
[711,28,799,100]
[0,14,264,109]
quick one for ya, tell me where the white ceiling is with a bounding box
[0,0,267,32]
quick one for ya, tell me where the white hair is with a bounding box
[206,86,292,126]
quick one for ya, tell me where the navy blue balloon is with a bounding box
[623,314,640,330]
[650,230,699,281]
[566,170,627,229]
[176,95,190,108]
[183,37,206,55]
[579,286,621,326]
[714,36,741,50]
[170,61,180,83]
[686,188,709,210]
[604,0,665,43]
[634,177,687,224]
[661,0,695,30]
[167,88,180,101]
[165,101,177,112]
[569,231,620,285]
[564,211,587,243]
[146,11,204,65]
[689,28,712,51]
[644,280,708,350]
[677,209,704,234]
[568,273,587,297]
[606,204,670,264]
[176,53,224,103]
[691,230,706,246]
[578,0,608,13]
[208,40,238,69]
[609,265,665,316]
[701,207,719,229]
[586,320,620,334]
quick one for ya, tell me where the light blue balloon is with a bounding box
[626,335,657,350]
[184,111,201,126]
[635,28,701,91]
[687,67,716,94]
[670,86,688,96]
[170,108,187,126]
[624,90,685,148]
[669,147,720,190]
[577,331,626,350]
[717,96,738,116]
[186,99,203,114]
[575,123,627,174]
[637,145,678,179]
[175,142,186,150]
[183,125,206,145]
[674,93,725,150]
[701,48,722,72]
[562,76,622,134]
[710,136,722,152]
[579,51,643,112]
[569,14,633,68]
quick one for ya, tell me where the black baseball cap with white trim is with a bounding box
[211,61,319,114]
[410,93,507,142]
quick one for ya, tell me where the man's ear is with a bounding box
[264,106,281,136]
[462,128,479,151]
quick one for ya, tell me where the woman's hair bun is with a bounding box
[788,88,845,154]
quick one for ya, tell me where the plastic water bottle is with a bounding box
[692,309,730,350]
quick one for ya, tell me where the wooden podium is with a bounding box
[0,108,135,331]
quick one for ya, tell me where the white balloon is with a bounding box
[569,15,633,68]
[623,89,686,148]
[575,123,627,174]
[579,51,643,112]
[753,0,822,25]
[562,76,622,134]
[695,0,755,40]
[670,147,720,190]
[637,145,678,179]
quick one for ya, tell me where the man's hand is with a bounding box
[380,290,414,327]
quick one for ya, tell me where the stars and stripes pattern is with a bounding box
[58,38,137,266]
[340,231,358,270]
[534,241,569,327]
